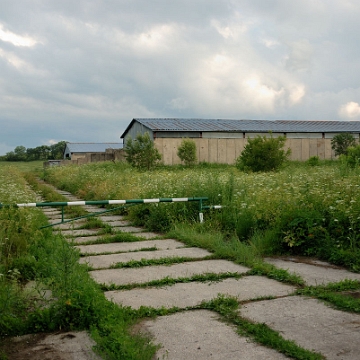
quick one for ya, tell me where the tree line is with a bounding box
[0,141,66,162]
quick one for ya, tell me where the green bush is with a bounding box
[236,134,291,172]
[124,133,161,170]
[177,138,197,166]
[306,156,320,166]
[331,133,356,157]
[343,145,360,168]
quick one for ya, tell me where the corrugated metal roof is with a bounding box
[121,118,360,137]
[66,143,123,153]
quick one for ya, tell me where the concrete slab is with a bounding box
[57,229,102,237]
[141,310,287,360]
[41,208,61,214]
[264,258,360,285]
[80,247,212,269]
[103,220,131,227]
[98,215,127,222]
[124,231,161,239]
[240,296,360,360]
[75,239,185,255]
[83,206,102,212]
[53,221,87,230]
[105,276,295,309]
[90,259,250,285]
[71,235,104,244]
[117,226,145,233]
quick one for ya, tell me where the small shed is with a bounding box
[121,118,360,164]
[63,143,123,160]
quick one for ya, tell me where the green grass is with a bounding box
[0,160,44,173]
[297,280,360,313]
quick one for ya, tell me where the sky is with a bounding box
[1,0,360,155]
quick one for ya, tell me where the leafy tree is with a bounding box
[236,134,291,172]
[331,133,356,157]
[177,138,197,166]
[125,133,161,170]
[50,141,66,159]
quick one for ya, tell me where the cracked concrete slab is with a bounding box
[264,258,360,285]
[116,226,146,233]
[123,231,161,239]
[56,229,102,237]
[52,221,87,230]
[75,239,186,255]
[90,259,250,285]
[101,220,131,227]
[71,235,104,244]
[240,296,360,360]
[140,310,287,359]
[98,215,127,222]
[105,276,295,309]
[80,247,212,269]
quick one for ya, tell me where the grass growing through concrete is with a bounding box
[101,271,243,291]
[200,295,324,360]
[0,167,159,360]
[297,279,360,313]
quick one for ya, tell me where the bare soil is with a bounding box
[0,331,101,360]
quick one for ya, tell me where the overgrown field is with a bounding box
[0,166,157,359]
[44,160,360,271]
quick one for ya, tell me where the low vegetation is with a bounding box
[42,158,360,272]
[177,138,197,166]
[2,153,360,359]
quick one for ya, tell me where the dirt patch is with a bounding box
[0,331,102,360]
[341,290,360,299]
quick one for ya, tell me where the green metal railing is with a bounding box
[0,197,221,228]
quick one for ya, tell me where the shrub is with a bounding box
[306,156,320,166]
[236,134,291,172]
[343,145,360,168]
[331,133,356,157]
[124,133,161,170]
[177,138,197,166]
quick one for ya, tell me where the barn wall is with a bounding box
[155,137,338,165]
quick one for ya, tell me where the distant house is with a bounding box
[121,118,360,164]
[63,143,123,160]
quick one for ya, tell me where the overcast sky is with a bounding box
[1,0,360,154]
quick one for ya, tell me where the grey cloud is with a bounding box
[1,1,360,153]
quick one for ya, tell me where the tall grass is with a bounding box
[0,164,158,359]
[44,160,360,271]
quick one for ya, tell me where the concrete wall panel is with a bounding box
[226,139,236,164]
[218,139,227,163]
[287,139,302,161]
[235,139,245,159]
[301,139,310,159]
[198,138,209,163]
[317,139,325,159]
[309,139,318,157]
[209,139,218,163]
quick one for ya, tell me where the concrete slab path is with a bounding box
[90,259,250,285]
[75,239,185,255]
[79,247,212,269]
[265,257,360,285]
[241,296,360,360]
[39,185,360,360]
[106,276,295,309]
[141,310,288,360]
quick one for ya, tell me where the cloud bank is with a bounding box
[1,0,360,153]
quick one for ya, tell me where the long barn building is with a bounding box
[121,118,360,165]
